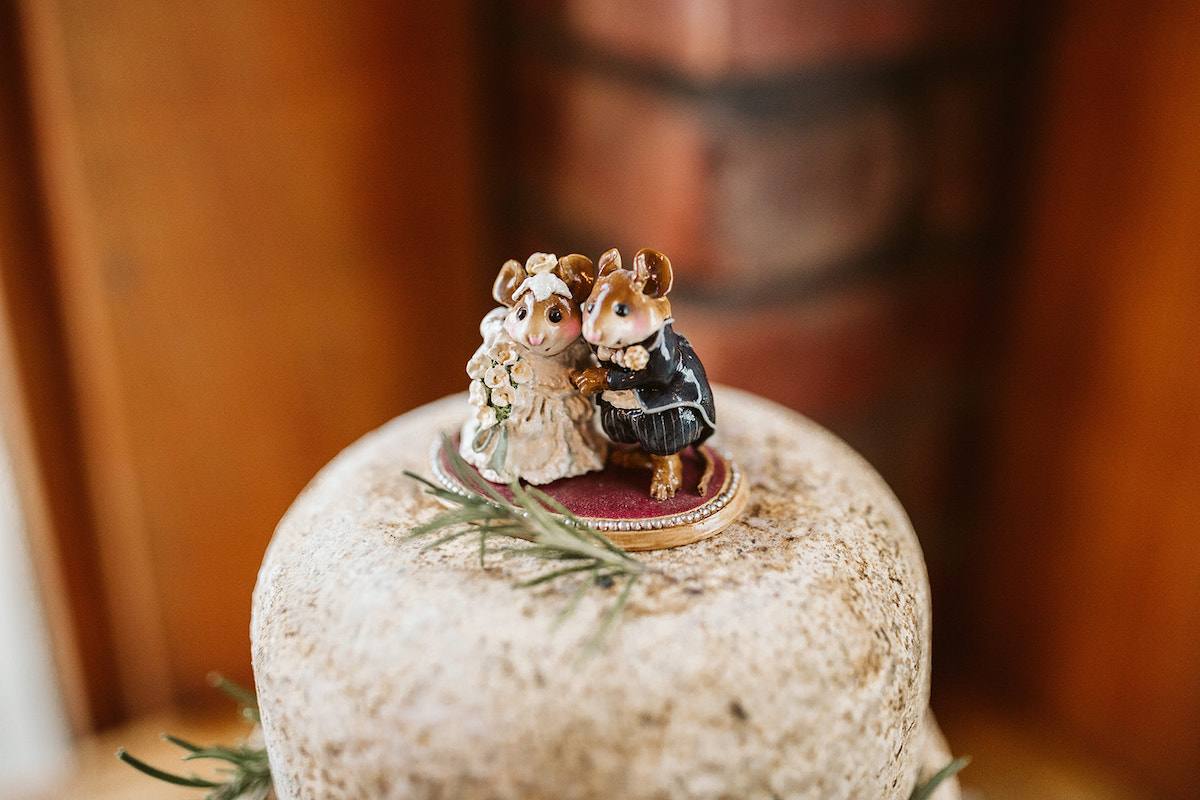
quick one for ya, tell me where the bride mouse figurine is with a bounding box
[460,252,609,484]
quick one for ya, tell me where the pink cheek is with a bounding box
[504,316,524,342]
[559,317,582,340]
[542,318,581,350]
[618,311,650,342]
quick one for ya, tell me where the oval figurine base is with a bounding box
[431,434,748,551]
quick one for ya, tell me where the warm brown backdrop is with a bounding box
[0,2,1197,799]
[1,0,489,727]
[974,3,1200,796]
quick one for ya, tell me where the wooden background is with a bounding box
[0,1,1197,798]
[972,3,1200,797]
[0,0,489,728]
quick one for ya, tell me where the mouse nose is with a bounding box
[527,333,544,347]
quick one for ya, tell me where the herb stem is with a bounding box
[405,436,649,651]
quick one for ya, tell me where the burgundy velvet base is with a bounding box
[439,438,727,520]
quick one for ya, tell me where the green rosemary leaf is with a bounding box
[162,733,203,752]
[417,527,477,552]
[208,673,260,723]
[474,523,537,542]
[403,469,508,520]
[406,436,652,652]
[513,486,627,566]
[521,483,585,524]
[580,525,635,558]
[408,507,494,539]
[402,469,449,494]
[523,484,630,557]
[583,573,640,659]
[519,488,629,559]
[554,573,595,628]
[514,562,601,588]
[119,680,273,800]
[507,480,559,535]
[909,756,971,800]
[115,748,222,788]
[414,483,497,512]
[440,434,508,504]
[506,544,584,560]
[590,566,626,584]
[181,744,258,765]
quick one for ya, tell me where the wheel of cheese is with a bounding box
[251,387,959,799]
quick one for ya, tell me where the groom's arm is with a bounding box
[603,329,678,391]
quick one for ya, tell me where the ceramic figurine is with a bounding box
[572,248,716,500]
[460,253,609,484]
[440,248,744,549]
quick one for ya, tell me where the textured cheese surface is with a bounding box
[251,387,958,800]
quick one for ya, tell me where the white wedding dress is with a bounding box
[459,309,608,484]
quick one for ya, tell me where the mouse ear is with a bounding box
[493,259,527,306]
[597,248,624,279]
[633,249,673,298]
[554,254,595,306]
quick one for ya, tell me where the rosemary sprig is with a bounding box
[404,436,646,654]
[209,672,261,724]
[909,755,970,800]
[116,674,272,800]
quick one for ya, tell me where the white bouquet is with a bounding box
[465,339,531,472]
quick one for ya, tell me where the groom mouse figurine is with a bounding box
[572,248,716,500]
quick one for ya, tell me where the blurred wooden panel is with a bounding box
[10,0,487,724]
[0,0,119,732]
[977,2,1200,797]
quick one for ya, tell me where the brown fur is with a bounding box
[555,254,595,306]
[494,254,595,356]
[494,254,594,307]
[583,249,673,349]
[492,259,526,306]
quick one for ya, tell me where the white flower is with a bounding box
[468,379,488,407]
[483,364,509,389]
[476,405,498,428]
[466,350,491,379]
[509,358,533,384]
[623,344,650,371]
[492,340,520,366]
[490,384,514,408]
[525,252,558,274]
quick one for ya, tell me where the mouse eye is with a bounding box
[516,307,528,320]
[547,308,563,323]
[585,302,595,314]
[614,303,629,317]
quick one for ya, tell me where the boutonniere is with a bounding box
[596,343,649,371]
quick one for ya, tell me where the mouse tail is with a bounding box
[695,444,715,497]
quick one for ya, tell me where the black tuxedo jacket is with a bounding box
[599,321,716,431]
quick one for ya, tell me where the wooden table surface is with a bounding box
[6,692,1158,800]
[10,707,255,800]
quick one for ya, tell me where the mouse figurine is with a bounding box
[460,252,609,484]
[572,248,716,500]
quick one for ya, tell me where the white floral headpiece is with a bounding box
[525,252,557,274]
[515,252,571,302]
